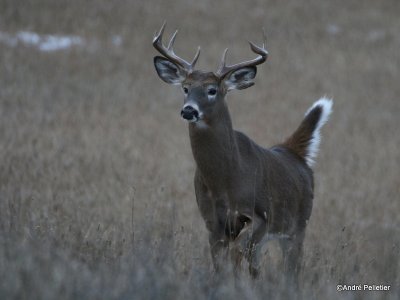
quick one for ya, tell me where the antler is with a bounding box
[216,29,268,78]
[153,22,200,73]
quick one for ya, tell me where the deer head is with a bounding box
[153,23,268,125]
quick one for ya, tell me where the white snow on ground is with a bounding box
[38,35,84,51]
[0,31,123,52]
[111,35,122,47]
[326,24,340,35]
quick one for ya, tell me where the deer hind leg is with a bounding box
[279,230,305,289]
[229,221,251,274]
[246,241,263,279]
[246,217,268,279]
[230,215,266,278]
[209,233,229,274]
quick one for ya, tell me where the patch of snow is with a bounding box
[39,35,84,51]
[0,30,123,52]
[111,35,122,47]
[17,31,41,45]
[326,24,340,35]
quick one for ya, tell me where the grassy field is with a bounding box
[0,0,399,299]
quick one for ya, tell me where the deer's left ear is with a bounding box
[223,66,257,91]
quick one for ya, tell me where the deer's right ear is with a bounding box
[154,56,186,85]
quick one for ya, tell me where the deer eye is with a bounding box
[183,87,188,94]
[208,88,217,96]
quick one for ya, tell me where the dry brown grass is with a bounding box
[0,0,399,299]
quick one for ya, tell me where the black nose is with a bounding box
[181,105,199,121]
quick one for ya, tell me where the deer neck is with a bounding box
[188,103,240,190]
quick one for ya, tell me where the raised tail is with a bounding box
[282,97,333,167]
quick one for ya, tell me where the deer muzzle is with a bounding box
[181,104,200,122]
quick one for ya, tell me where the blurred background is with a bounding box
[0,0,399,299]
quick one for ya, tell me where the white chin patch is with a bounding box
[187,116,198,123]
[194,120,208,129]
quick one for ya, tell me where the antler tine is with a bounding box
[191,46,201,66]
[216,48,229,75]
[153,22,200,73]
[153,21,166,42]
[216,29,269,78]
[262,27,267,49]
[167,30,178,50]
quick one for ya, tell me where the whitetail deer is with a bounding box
[153,23,332,284]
